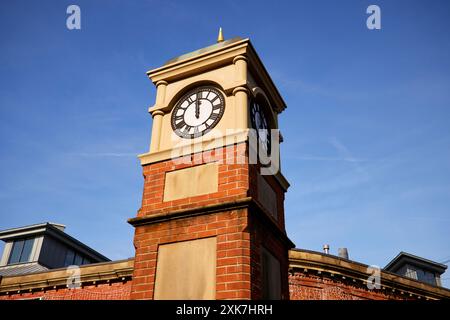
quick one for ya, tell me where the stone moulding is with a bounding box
[288,249,450,300]
[0,259,134,294]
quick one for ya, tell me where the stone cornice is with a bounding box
[146,38,286,114]
[137,129,249,166]
[128,196,295,248]
[147,39,249,84]
[289,249,450,300]
[137,133,291,195]
[128,197,254,227]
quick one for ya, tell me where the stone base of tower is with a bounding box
[129,203,293,300]
[128,143,294,300]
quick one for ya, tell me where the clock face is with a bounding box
[250,100,271,154]
[171,86,225,139]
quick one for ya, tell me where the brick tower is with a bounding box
[128,36,294,300]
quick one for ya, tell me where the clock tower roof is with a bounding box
[147,37,287,114]
[164,37,243,66]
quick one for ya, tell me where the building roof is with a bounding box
[146,37,287,114]
[164,37,243,65]
[0,222,66,240]
[0,259,134,295]
[0,222,110,262]
[289,249,450,300]
[0,262,48,277]
[384,251,447,274]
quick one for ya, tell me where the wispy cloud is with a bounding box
[65,152,138,158]
[329,136,369,178]
[270,69,368,101]
[286,155,369,163]
[294,169,373,196]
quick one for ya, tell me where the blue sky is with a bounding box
[1,0,449,287]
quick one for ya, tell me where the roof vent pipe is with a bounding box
[338,248,349,260]
[323,244,330,254]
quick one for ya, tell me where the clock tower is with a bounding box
[128,34,294,300]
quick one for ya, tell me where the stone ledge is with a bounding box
[288,249,450,300]
[128,197,254,227]
[128,196,295,249]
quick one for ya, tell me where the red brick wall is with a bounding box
[289,272,409,300]
[131,142,291,300]
[0,280,131,300]
[132,143,251,299]
[248,161,287,231]
[249,211,291,300]
[138,143,249,218]
[131,209,252,299]
[246,151,292,300]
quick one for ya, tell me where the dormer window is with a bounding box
[64,249,91,267]
[0,222,109,275]
[405,265,418,280]
[384,252,447,287]
[8,238,35,264]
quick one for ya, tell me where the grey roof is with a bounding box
[0,222,110,262]
[384,251,448,274]
[0,222,66,240]
[0,263,48,277]
[164,37,243,66]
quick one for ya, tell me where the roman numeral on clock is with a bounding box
[186,96,195,104]
[210,95,219,104]
[183,125,193,134]
[176,120,186,130]
[193,126,199,135]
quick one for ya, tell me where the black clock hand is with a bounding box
[195,92,200,119]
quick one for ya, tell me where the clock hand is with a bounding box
[195,92,200,119]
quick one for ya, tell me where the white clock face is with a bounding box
[250,100,271,154]
[171,86,225,139]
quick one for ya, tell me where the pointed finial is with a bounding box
[217,27,224,43]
